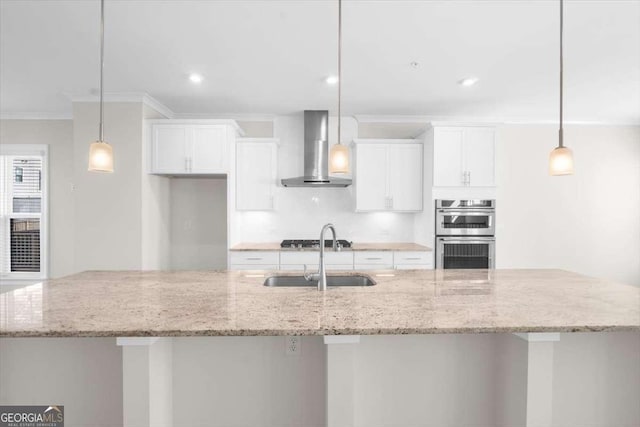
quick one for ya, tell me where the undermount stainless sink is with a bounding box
[264,275,376,287]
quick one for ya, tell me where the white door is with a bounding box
[190,126,228,173]
[355,144,389,211]
[388,143,423,211]
[236,142,276,211]
[152,125,188,173]
[464,128,495,187]
[433,128,464,187]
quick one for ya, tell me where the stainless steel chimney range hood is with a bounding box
[281,110,352,188]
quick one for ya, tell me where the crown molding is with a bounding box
[62,91,175,119]
[0,112,73,120]
[355,114,640,126]
[141,94,174,119]
[173,113,276,122]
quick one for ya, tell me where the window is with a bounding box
[0,145,48,280]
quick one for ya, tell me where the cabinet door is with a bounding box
[388,143,423,211]
[433,128,464,187]
[464,128,495,187]
[190,126,228,173]
[236,142,276,210]
[152,125,188,173]
[355,144,388,211]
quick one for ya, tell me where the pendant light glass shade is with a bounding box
[88,141,114,172]
[549,0,574,176]
[549,145,574,176]
[330,143,349,174]
[88,0,114,173]
[330,0,350,175]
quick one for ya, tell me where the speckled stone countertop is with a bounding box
[230,242,431,252]
[0,269,638,337]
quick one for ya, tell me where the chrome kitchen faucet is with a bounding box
[303,223,337,291]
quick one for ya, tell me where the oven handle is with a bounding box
[437,210,494,216]
[438,238,495,244]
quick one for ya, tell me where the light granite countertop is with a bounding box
[1,269,638,337]
[230,242,431,252]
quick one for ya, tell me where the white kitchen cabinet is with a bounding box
[236,139,278,211]
[190,126,228,173]
[229,251,279,270]
[432,126,495,187]
[393,251,433,270]
[150,123,234,174]
[355,140,423,212]
[464,128,495,187]
[354,251,394,269]
[152,125,189,173]
[280,251,354,271]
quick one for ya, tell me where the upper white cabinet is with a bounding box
[190,126,228,173]
[149,121,241,175]
[354,140,423,212]
[236,139,278,211]
[432,126,495,187]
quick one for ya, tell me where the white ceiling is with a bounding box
[1,0,639,123]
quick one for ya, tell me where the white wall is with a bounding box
[232,114,419,244]
[72,102,144,271]
[349,333,640,427]
[1,333,636,427]
[169,178,227,270]
[172,336,326,427]
[0,119,75,278]
[0,337,123,427]
[552,332,640,426]
[495,125,640,286]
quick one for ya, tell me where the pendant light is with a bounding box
[329,0,350,174]
[88,0,114,173]
[549,0,574,176]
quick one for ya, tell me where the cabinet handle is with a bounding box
[245,257,263,261]
[467,171,471,186]
[403,257,423,260]
[390,197,393,209]
[365,257,383,260]
[185,157,189,171]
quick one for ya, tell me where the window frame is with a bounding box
[0,144,49,281]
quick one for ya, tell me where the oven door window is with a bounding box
[443,243,491,269]
[442,214,491,230]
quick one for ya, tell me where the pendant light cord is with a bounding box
[99,0,105,142]
[337,0,342,146]
[559,0,564,148]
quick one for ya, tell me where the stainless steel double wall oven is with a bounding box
[435,200,496,269]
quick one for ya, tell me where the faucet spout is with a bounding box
[318,223,337,291]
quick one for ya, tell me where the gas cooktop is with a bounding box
[280,239,352,249]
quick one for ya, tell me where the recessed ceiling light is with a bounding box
[410,61,420,69]
[458,77,479,87]
[325,75,339,85]
[189,73,203,84]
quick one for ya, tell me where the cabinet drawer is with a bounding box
[394,251,432,265]
[394,264,432,270]
[230,264,279,271]
[280,251,353,266]
[354,251,393,265]
[354,264,394,270]
[229,251,279,265]
[280,264,354,271]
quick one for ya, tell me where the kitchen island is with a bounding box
[1,269,638,337]
[1,269,639,427]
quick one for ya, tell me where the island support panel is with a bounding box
[110,333,639,427]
